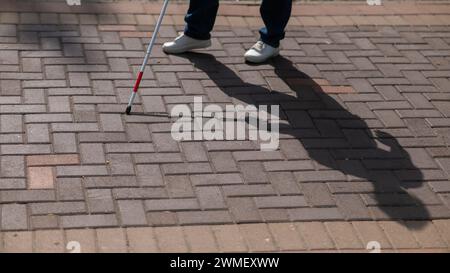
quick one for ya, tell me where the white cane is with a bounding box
[125,0,170,115]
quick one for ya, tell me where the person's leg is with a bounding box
[259,0,292,48]
[184,0,220,40]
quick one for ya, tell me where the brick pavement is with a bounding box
[1,220,450,253]
[0,0,450,252]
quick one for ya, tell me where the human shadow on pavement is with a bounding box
[179,52,429,229]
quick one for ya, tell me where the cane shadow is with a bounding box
[127,111,170,117]
[179,52,429,229]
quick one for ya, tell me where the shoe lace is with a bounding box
[252,41,266,51]
[174,34,185,42]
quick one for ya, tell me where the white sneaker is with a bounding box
[162,33,211,54]
[244,41,280,63]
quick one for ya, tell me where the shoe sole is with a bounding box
[244,50,280,64]
[163,41,212,54]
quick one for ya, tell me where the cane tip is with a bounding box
[125,106,132,115]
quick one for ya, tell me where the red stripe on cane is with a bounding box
[133,71,144,92]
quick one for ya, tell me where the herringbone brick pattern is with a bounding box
[0,1,449,234]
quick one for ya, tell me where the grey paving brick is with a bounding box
[118,200,147,226]
[181,142,208,162]
[288,207,344,221]
[228,197,262,223]
[1,115,22,133]
[1,204,28,230]
[100,114,124,132]
[56,165,108,177]
[26,124,50,143]
[30,202,86,215]
[113,187,167,199]
[177,211,232,225]
[0,190,55,203]
[136,164,164,186]
[56,178,84,201]
[125,124,151,142]
[1,155,25,178]
[84,176,138,188]
[53,133,77,153]
[80,143,106,164]
[255,196,308,209]
[87,189,114,213]
[196,186,227,209]
[209,151,238,172]
[108,153,135,175]
[335,194,372,220]
[61,214,118,228]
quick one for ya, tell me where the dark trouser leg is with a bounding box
[184,0,219,40]
[259,0,292,48]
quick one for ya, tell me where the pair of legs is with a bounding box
[184,0,292,48]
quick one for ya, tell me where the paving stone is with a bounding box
[56,165,108,177]
[108,153,135,175]
[126,227,159,252]
[239,224,277,252]
[352,221,393,250]
[406,221,448,249]
[255,196,307,208]
[118,200,147,226]
[136,164,164,186]
[53,133,78,153]
[34,230,65,253]
[96,228,128,253]
[80,143,107,164]
[335,194,372,220]
[378,221,420,249]
[183,226,219,252]
[1,204,28,230]
[268,223,306,251]
[1,115,22,133]
[31,215,59,229]
[288,207,344,221]
[295,222,335,250]
[154,226,188,252]
[182,142,208,162]
[1,155,25,178]
[300,183,336,207]
[61,214,118,229]
[432,220,450,247]
[178,210,233,225]
[65,229,97,253]
[57,178,84,201]
[267,172,301,195]
[0,189,55,203]
[87,189,114,213]
[208,152,238,172]
[325,222,364,250]
[28,167,55,189]
[27,154,79,166]
[84,176,138,188]
[147,211,178,226]
[100,114,124,132]
[30,202,85,215]
[152,133,180,152]
[212,224,248,252]
[239,162,268,183]
[196,186,226,209]
[228,197,262,223]
[3,231,33,253]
